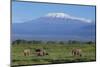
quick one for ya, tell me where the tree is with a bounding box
[67,40,80,44]
[13,40,22,44]
[59,41,64,44]
[85,41,94,44]
[32,40,42,44]
[47,41,56,44]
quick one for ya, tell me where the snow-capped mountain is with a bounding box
[12,13,95,41]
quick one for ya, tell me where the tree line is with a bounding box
[12,39,95,45]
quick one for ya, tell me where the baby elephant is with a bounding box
[23,49,31,56]
[72,48,82,57]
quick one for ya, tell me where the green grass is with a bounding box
[11,43,96,66]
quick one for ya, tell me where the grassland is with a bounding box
[11,43,96,66]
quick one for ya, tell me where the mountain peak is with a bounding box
[44,12,92,23]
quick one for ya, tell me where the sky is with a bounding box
[12,1,96,23]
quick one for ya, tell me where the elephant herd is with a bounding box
[23,48,82,57]
[23,48,48,56]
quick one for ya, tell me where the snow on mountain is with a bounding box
[45,13,71,19]
[45,12,92,23]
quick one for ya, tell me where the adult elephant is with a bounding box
[72,48,82,57]
[23,49,31,56]
[35,48,48,56]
